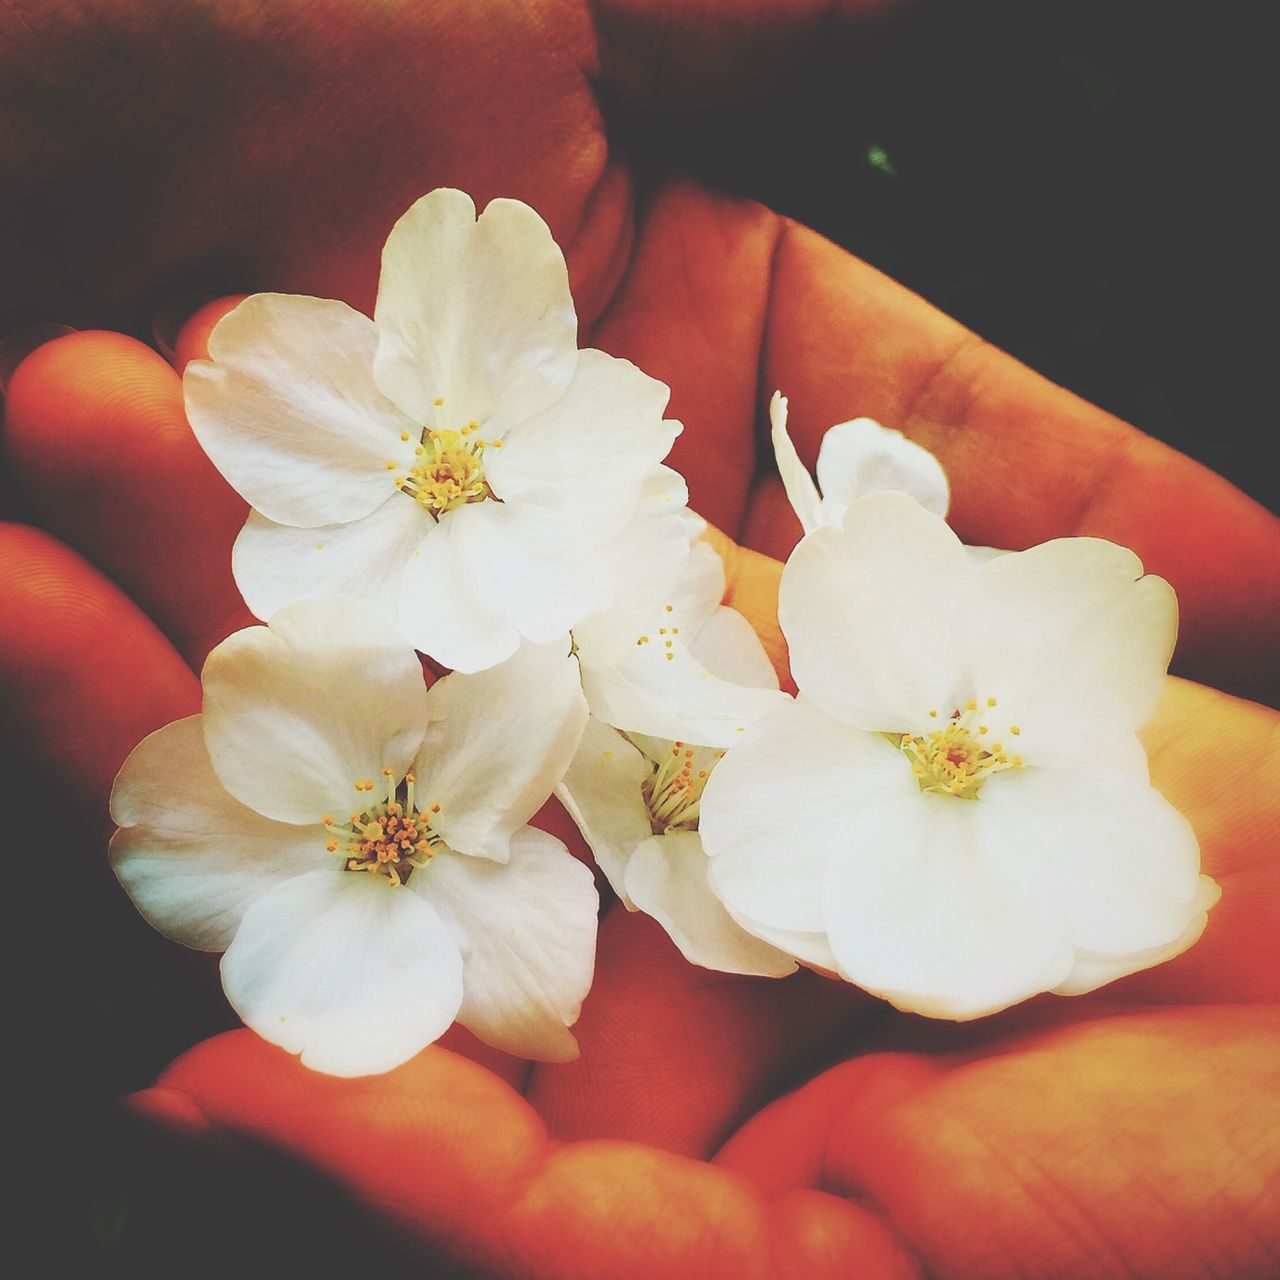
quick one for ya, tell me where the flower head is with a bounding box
[559,721,795,977]
[700,492,1219,1018]
[110,600,596,1074]
[185,189,681,672]
[560,549,794,976]
[769,390,949,533]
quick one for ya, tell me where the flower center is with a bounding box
[895,698,1023,800]
[322,768,445,885]
[641,740,722,833]
[395,421,501,516]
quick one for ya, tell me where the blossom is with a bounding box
[699,492,1219,1018]
[571,466,788,748]
[184,188,681,673]
[769,390,949,533]
[560,543,795,976]
[110,600,596,1075]
[559,722,796,977]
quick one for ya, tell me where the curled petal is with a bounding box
[625,831,796,977]
[815,417,949,519]
[556,717,654,909]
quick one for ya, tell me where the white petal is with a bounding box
[964,539,1177,766]
[467,502,613,642]
[664,539,729,635]
[815,418,949,519]
[221,869,464,1077]
[486,349,681,540]
[719,905,841,974]
[232,496,427,626]
[571,499,694,669]
[701,698,916,933]
[582,639,788,748]
[769,391,824,534]
[184,294,416,527]
[779,492,973,731]
[1053,876,1220,995]
[686,606,780,690]
[417,826,598,1062]
[413,640,588,862]
[373,189,577,427]
[981,765,1207,955]
[625,831,797,977]
[406,501,611,669]
[398,507,522,673]
[555,718,654,909]
[109,716,323,950]
[821,790,1075,1020]
[201,600,429,823]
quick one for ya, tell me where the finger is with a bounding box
[525,908,885,1159]
[171,295,247,371]
[0,523,234,1075]
[0,523,199,815]
[717,1004,1280,1280]
[3,330,252,668]
[1118,678,1280,1004]
[748,219,1280,705]
[130,1029,917,1279]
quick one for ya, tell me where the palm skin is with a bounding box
[2,2,1279,1275]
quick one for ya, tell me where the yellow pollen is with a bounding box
[1010,725,1021,735]
[433,397,444,406]
[895,697,1022,800]
[400,431,411,441]
[399,424,494,515]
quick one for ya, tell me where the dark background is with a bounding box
[623,0,1275,514]
[8,0,1276,1272]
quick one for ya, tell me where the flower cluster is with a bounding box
[111,188,1217,1075]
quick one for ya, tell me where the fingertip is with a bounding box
[173,295,248,370]
[125,1085,212,1136]
[0,523,198,810]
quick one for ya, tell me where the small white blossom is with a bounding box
[769,390,949,533]
[700,492,1219,1018]
[185,189,681,672]
[110,600,596,1075]
[572,467,788,748]
[560,540,794,976]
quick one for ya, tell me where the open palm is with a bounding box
[3,2,1278,1275]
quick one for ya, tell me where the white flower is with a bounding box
[559,721,796,978]
[572,468,789,748]
[769,390,950,532]
[700,491,1219,1019]
[560,554,795,976]
[110,599,596,1075]
[184,188,681,673]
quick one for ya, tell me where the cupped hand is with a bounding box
[3,2,1279,1275]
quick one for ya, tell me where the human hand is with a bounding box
[4,292,1279,1274]
[4,0,1279,1272]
